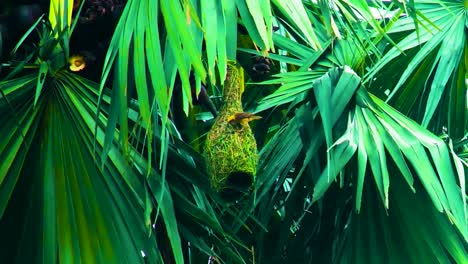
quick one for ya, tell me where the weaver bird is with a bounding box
[69,54,87,72]
[227,112,262,127]
[68,51,96,72]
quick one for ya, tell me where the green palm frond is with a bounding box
[1,0,466,263]
[100,0,341,173]
[0,71,164,263]
[0,68,246,264]
[0,4,205,262]
[365,0,467,136]
[316,89,467,236]
[251,66,467,263]
[252,36,366,113]
[336,173,468,263]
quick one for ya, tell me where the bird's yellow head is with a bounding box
[69,55,86,72]
[227,112,262,126]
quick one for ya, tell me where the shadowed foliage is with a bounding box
[0,0,466,263]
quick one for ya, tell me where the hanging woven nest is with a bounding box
[204,61,259,200]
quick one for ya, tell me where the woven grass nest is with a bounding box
[204,61,258,200]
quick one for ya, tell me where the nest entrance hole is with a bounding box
[220,171,253,201]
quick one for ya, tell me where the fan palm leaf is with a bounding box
[0,0,466,263]
[0,71,164,263]
[250,66,467,263]
[365,0,467,137]
[99,0,378,173]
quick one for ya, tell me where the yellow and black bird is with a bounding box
[68,51,96,72]
[227,112,262,129]
[69,54,87,72]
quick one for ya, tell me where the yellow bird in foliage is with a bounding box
[69,54,86,72]
[227,112,262,127]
